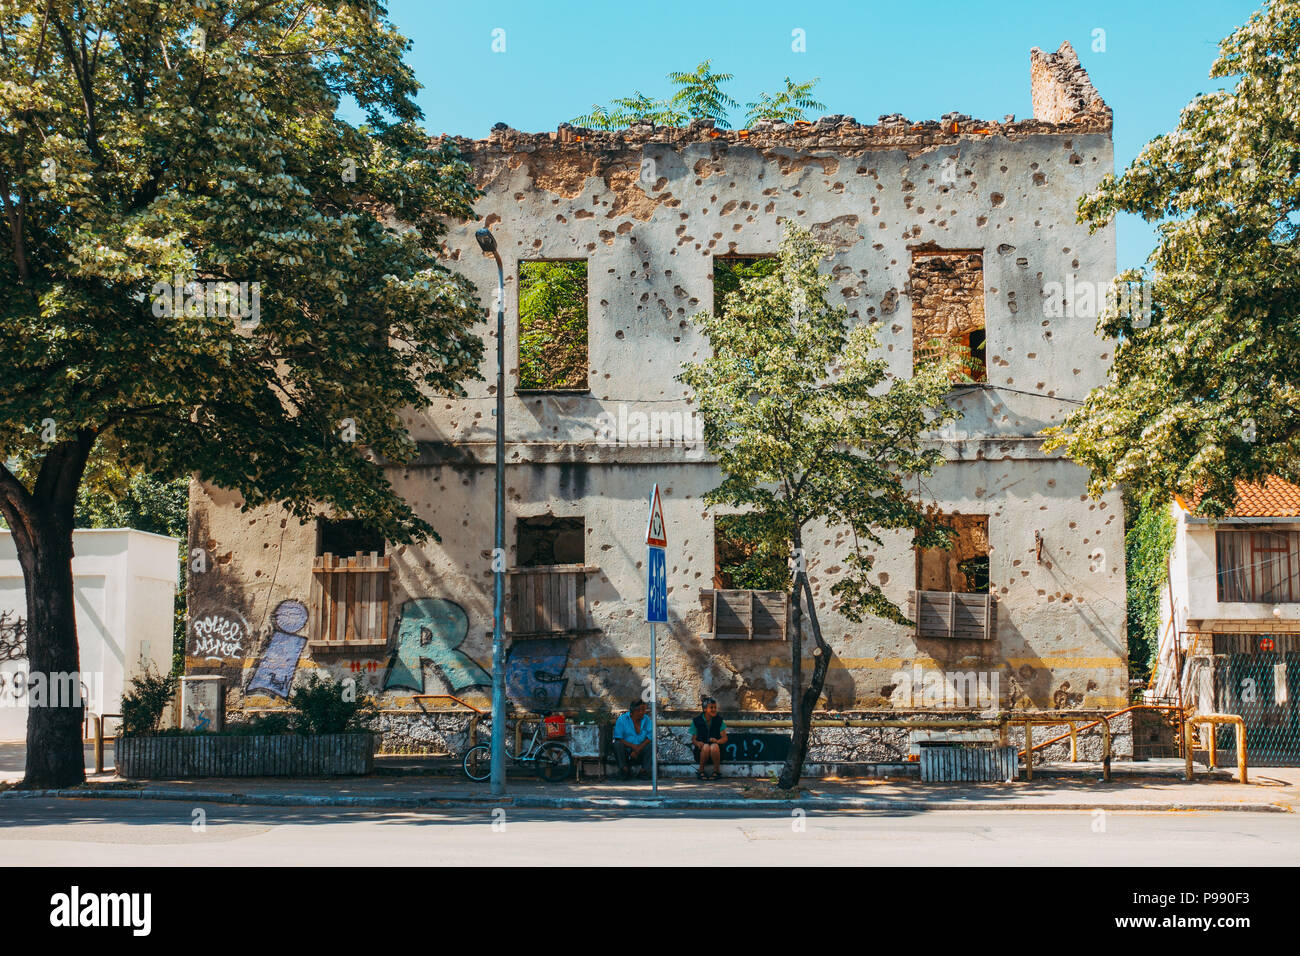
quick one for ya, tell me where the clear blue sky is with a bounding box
[385,0,1262,270]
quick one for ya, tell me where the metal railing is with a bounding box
[1185,714,1249,783]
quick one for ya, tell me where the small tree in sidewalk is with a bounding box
[679,225,961,788]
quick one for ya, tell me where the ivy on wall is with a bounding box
[1125,494,1176,683]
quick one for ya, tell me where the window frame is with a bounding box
[515,257,591,394]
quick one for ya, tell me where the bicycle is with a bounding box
[463,712,574,783]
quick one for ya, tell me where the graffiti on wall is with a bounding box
[383,598,489,694]
[190,610,250,661]
[505,638,570,711]
[247,600,309,699]
[0,611,26,662]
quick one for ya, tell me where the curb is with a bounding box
[0,787,1290,813]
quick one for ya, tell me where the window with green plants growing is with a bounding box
[518,260,589,391]
[714,513,791,591]
[714,255,780,314]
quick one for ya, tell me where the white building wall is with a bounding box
[0,529,178,740]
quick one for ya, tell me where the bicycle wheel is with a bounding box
[535,742,573,783]
[462,744,492,782]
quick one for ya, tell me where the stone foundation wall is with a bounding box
[364,710,1134,765]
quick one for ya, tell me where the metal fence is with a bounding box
[1212,643,1300,767]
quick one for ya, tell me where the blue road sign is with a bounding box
[646,545,667,624]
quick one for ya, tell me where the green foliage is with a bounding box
[287,674,378,734]
[75,470,189,672]
[0,0,486,547]
[572,92,687,130]
[1125,497,1176,682]
[666,60,739,128]
[715,513,790,590]
[745,77,826,124]
[75,470,188,537]
[713,256,779,313]
[224,711,294,736]
[518,261,588,390]
[1043,1,1300,514]
[680,225,962,627]
[575,63,822,131]
[120,667,178,736]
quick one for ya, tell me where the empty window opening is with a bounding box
[910,251,986,383]
[517,515,585,567]
[518,260,588,391]
[916,514,990,593]
[713,255,780,315]
[713,515,790,591]
[317,518,385,557]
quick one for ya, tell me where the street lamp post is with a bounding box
[476,226,507,797]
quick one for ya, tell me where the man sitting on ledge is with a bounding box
[612,699,653,780]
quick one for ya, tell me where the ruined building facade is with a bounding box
[186,43,1128,748]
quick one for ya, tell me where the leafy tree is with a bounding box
[667,60,738,128]
[0,1,484,788]
[518,261,588,389]
[745,77,826,124]
[1043,0,1300,514]
[680,226,961,788]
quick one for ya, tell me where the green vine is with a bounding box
[1125,494,1176,683]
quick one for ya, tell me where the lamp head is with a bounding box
[475,228,497,255]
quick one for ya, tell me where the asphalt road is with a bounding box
[0,799,1296,865]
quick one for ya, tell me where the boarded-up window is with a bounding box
[910,251,986,383]
[519,260,588,390]
[916,515,990,593]
[310,552,390,647]
[507,566,593,638]
[517,515,584,568]
[700,590,789,640]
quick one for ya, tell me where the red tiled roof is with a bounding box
[1184,477,1300,518]
[1227,477,1300,517]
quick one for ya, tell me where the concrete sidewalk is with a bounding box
[3,759,1296,813]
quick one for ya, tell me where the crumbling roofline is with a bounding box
[440,41,1109,155]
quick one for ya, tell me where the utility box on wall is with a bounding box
[0,529,180,741]
[181,675,226,732]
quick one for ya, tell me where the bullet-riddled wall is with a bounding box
[187,42,1127,719]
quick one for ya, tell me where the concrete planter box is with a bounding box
[115,732,376,778]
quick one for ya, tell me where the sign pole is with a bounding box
[650,621,658,796]
[645,483,668,799]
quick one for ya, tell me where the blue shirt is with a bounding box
[613,710,652,746]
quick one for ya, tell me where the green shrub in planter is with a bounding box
[287,674,378,734]
[225,712,295,736]
[120,667,178,736]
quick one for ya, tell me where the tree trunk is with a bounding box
[0,433,95,789]
[18,516,85,789]
[782,560,804,789]
[778,570,832,789]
